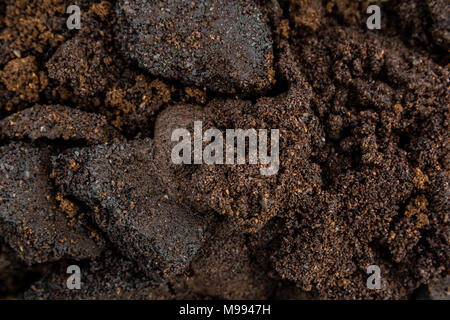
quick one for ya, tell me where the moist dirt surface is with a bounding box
[0,0,448,300]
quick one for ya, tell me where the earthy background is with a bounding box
[0,0,448,300]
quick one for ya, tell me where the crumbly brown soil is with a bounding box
[0,0,448,300]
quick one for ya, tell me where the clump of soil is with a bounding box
[46,35,120,106]
[0,104,122,144]
[115,0,275,94]
[0,143,105,265]
[52,138,211,280]
[1,56,47,103]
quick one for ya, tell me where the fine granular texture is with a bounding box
[116,0,275,94]
[52,139,210,279]
[152,84,325,232]
[47,35,120,99]
[189,221,277,299]
[0,242,50,298]
[23,251,185,300]
[1,56,48,103]
[0,0,448,300]
[0,143,104,265]
[104,72,173,136]
[0,104,122,144]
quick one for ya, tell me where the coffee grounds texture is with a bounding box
[0,0,448,300]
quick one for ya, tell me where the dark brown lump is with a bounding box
[104,72,174,136]
[51,139,211,279]
[116,0,275,95]
[0,142,105,265]
[153,81,325,232]
[23,251,186,300]
[189,221,277,299]
[0,104,123,144]
[153,103,212,207]
[46,34,120,103]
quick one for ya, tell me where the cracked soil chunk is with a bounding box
[52,139,210,279]
[116,0,275,94]
[0,143,104,265]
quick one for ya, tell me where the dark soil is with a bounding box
[0,0,448,300]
